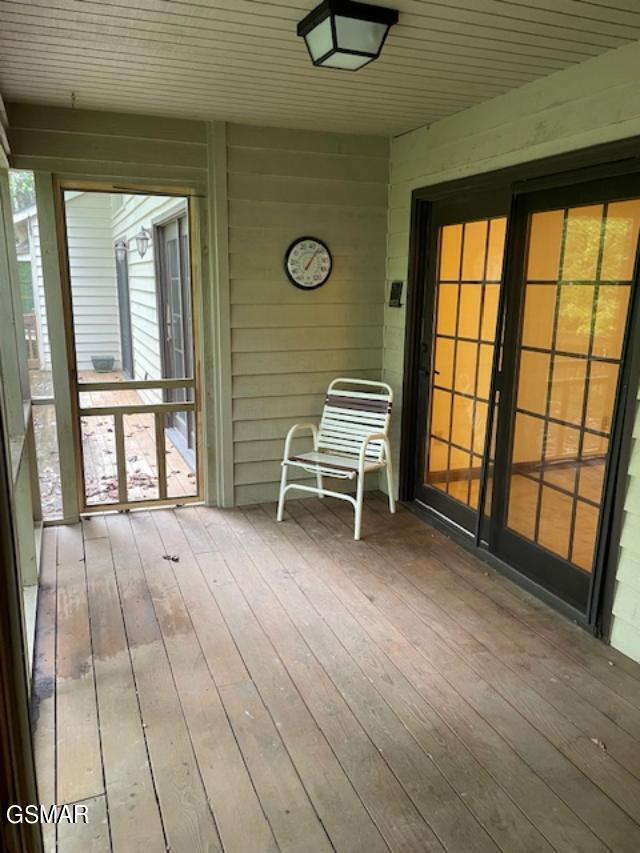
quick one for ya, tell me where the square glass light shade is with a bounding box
[298,0,398,71]
[335,16,388,54]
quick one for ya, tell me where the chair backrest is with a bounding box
[317,378,393,461]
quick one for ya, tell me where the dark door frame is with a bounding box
[153,207,196,470]
[400,136,640,635]
[410,188,512,535]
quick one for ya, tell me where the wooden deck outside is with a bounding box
[79,379,196,506]
[31,494,640,853]
[32,372,195,518]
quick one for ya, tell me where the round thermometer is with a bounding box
[284,237,332,290]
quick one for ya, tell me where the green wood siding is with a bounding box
[226,123,388,505]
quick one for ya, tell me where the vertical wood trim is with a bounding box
[34,171,80,522]
[155,412,167,499]
[207,121,234,507]
[114,411,127,504]
[188,195,207,505]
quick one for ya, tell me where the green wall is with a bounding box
[384,38,640,661]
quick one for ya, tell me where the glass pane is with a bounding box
[506,198,639,574]
[538,486,572,561]
[555,285,594,355]
[481,284,500,341]
[549,357,587,427]
[562,205,603,281]
[439,225,462,281]
[477,344,494,401]
[571,502,599,571]
[454,341,478,394]
[586,361,618,434]
[434,337,454,389]
[592,285,630,359]
[451,394,473,449]
[600,200,640,281]
[461,220,488,281]
[430,389,451,442]
[527,210,563,281]
[428,438,448,491]
[521,285,556,350]
[458,285,482,339]
[486,219,507,282]
[517,351,549,415]
[437,285,458,336]
[507,476,539,540]
[424,216,507,515]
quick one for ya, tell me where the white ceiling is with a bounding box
[0,0,639,136]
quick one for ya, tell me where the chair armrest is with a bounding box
[358,432,389,472]
[283,422,318,460]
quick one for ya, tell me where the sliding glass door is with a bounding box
[415,194,509,533]
[414,175,640,614]
[493,182,640,609]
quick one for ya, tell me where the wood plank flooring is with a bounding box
[31,495,640,852]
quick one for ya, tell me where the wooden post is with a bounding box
[155,411,168,499]
[34,172,80,522]
[207,121,234,507]
[114,411,127,504]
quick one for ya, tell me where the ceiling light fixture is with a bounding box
[297,0,398,71]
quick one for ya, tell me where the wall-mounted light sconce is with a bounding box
[135,227,151,259]
[297,0,398,71]
[114,227,152,262]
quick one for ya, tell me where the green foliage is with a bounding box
[18,260,34,312]
[9,170,35,213]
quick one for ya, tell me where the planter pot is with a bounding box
[91,355,115,373]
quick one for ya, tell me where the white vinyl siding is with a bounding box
[63,192,120,371]
[227,123,388,505]
[111,193,187,404]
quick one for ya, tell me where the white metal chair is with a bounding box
[276,378,395,540]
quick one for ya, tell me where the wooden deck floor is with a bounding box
[31,494,640,853]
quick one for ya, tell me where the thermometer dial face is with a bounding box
[284,237,332,290]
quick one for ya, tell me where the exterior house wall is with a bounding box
[384,38,640,662]
[64,191,120,372]
[111,193,187,405]
[225,123,388,505]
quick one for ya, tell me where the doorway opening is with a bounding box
[404,169,640,621]
[57,186,201,511]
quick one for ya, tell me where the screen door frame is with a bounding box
[53,179,204,513]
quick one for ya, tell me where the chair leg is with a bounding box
[317,471,324,498]
[385,459,396,514]
[354,473,365,540]
[277,464,288,522]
